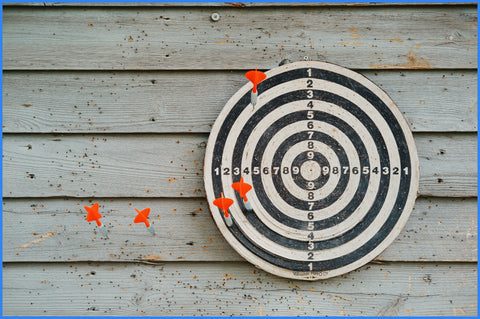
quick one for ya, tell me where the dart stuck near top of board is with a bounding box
[203,61,419,281]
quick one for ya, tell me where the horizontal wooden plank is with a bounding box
[2,133,476,198]
[2,197,476,263]
[417,133,477,197]
[3,261,477,316]
[3,70,477,133]
[3,6,477,70]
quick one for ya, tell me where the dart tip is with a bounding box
[244,200,253,212]
[251,91,258,106]
[100,225,109,238]
[225,215,233,227]
[147,225,156,235]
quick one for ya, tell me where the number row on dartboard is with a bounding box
[214,166,409,176]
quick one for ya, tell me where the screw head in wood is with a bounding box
[211,12,220,22]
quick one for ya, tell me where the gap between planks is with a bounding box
[3,3,478,7]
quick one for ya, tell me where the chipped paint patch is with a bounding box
[15,231,56,249]
[349,28,360,40]
[297,294,307,303]
[370,51,431,69]
[453,307,467,315]
[414,41,440,49]
[141,254,163,261]
[390,37,404,43]
[340,42,364,46]
[334,295,354,303]
[380,36,404,43]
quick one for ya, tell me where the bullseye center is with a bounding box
[300,160,321,181]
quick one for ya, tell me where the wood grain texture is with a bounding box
[2,133,476,198]
[3,261,477,316]
[2,197,476,263]
[3,70,477,133]
[3,6,477,70]
[2,2,477,315]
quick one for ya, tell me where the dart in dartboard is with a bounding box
[232,177,253,211]
[213,192,234,226]
[204,61,419,281]
[245,67,267,106]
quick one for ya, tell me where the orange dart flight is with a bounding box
[232,177,252,202]
[134,208,151,227]
[85,203,102,226]
[84,203,109,237]
[245,67,267,93]
[213,192,234,218]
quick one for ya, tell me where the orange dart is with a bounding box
[232,177,252,201]
[134,208,150,227]
[84,203,108,237]
[213,192,234,226]
[245,67,267,106]
[232,177,253,211]
[85,203,102,226]
[134,208,155,235]
[245,67,267,93]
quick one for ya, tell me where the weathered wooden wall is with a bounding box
[2,3,477,316]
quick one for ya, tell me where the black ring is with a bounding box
[291,150,330,191]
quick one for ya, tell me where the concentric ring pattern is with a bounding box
[204,61,419,280]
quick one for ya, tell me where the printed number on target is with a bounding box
[203,61,419,281]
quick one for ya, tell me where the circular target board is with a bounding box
[204,61,419,281]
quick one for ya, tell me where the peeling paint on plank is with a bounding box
[15,231,56,249]
[370,51,432,69]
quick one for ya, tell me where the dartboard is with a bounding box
[203,61,419,280]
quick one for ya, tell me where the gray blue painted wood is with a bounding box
[3,6,477,70]
[2,2,477,316]
[3,197,476,263]
[3,262,477,316]
[3,70,476,133]
[3,133,476,198]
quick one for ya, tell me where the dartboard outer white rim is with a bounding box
[203,61,419,281]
